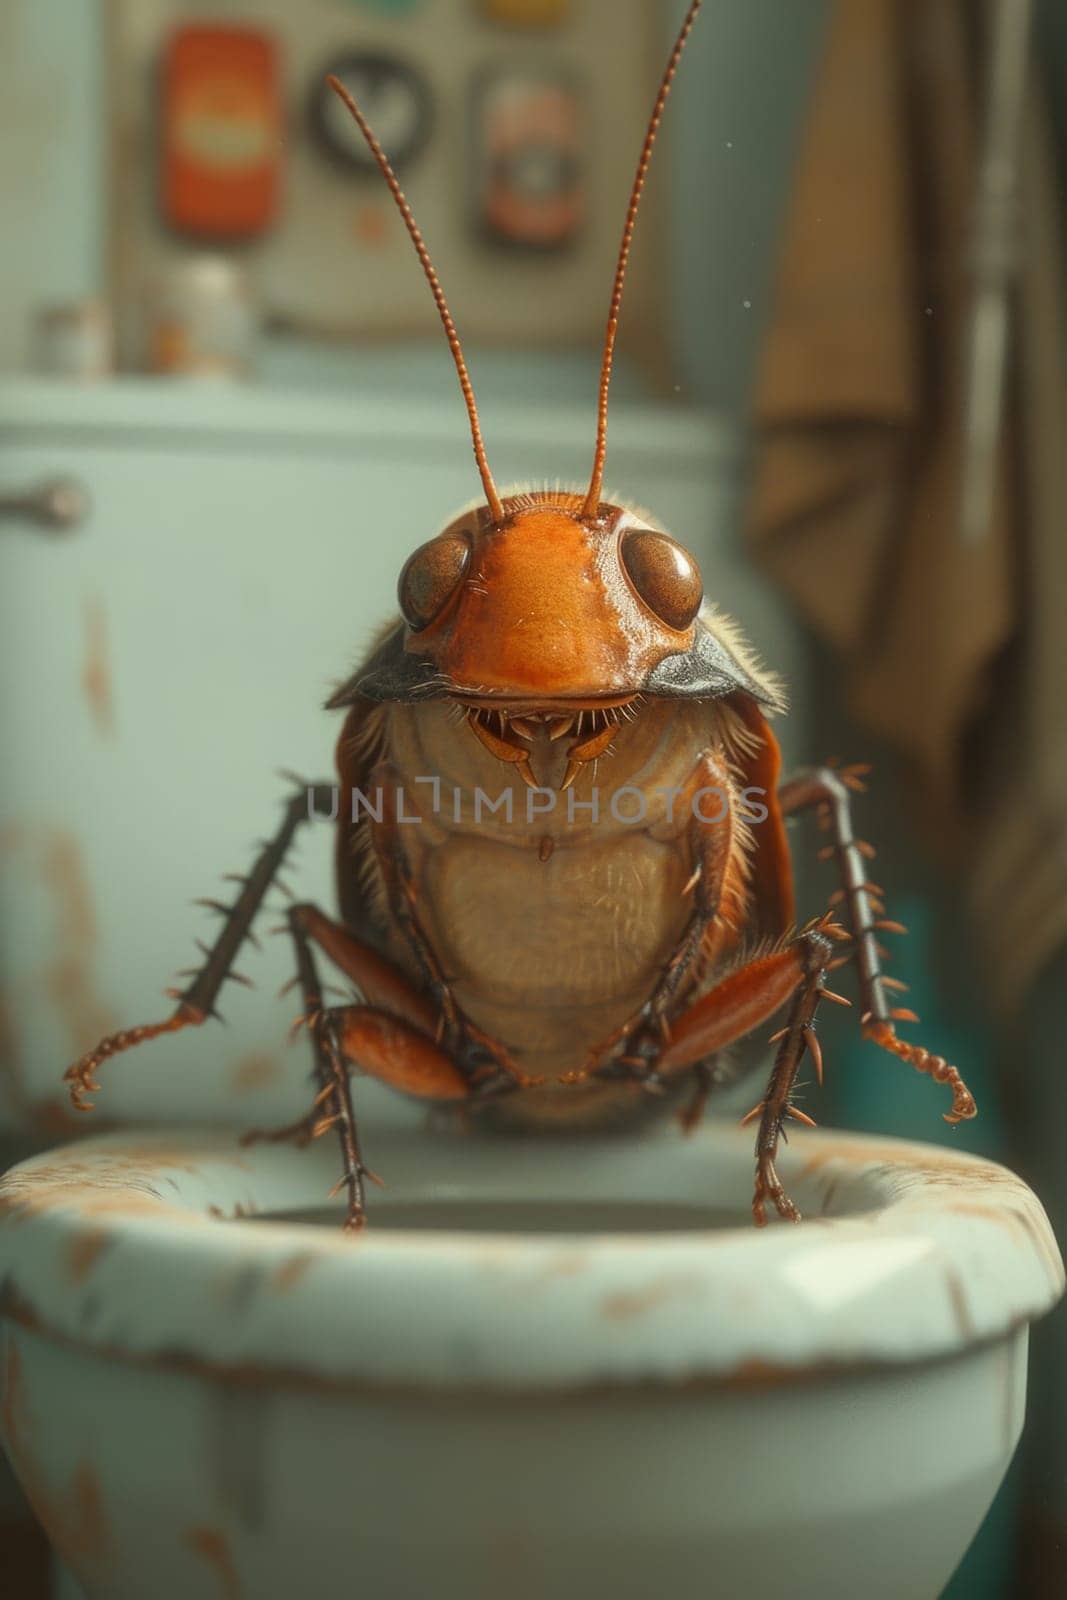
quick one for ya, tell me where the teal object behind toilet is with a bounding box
[828,890,1009,1597]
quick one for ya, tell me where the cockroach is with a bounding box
[65,0,976,1227]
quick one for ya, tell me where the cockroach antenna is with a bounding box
[582,0,704,520]
[326,73,505,525]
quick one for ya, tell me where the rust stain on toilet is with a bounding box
[0,1168,198,1230]
[1,1338,25,1455]
[1013,1204,1067,1286]
[722,1357,807,1389]
[0,829,31,1117]
[42,834,95,945]
[799,1145,1033,1203]
[532,1250,592,1283]
[945,1199,1065,1287]
[943,1199,1018,1229]
[600,1274,704,1320]
[41,831,118,1052]
[1,1140,251,1194]
[58,1461,115,1574]
[186,1525,242,1599]
[66,1227,116,1285]
[0,1343,114,1582]
[999,1337,1023,1455]
[27,1095,118,1138]
[108,1143,248,1176]
[271,1252,317,1292]
[206,1199,259,1222]
[0,987,19,1066]
[82,597,117,740]
[229,1053,283,1093]
[796,1141,903,1181]
[0,986,24,1120]
[941,1266,976,1340]
[16,1459,114,1582]
[0,824,123,1120]
[0,822,27,854]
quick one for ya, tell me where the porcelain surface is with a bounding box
[0,1123,1060,1388]
[0,1121,1061,1600]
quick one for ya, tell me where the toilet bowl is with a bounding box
[0,1119,1061,1600]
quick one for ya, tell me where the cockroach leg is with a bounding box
[324,1004,473,1104]
[284,903,534,1099]
[778,766,977,1125]
[240,1073,337,1151]
[779,768,890,1027]
[863,1021,977,1124]
[316,1012,379,1232]
[647,752,733,1018]
[287,904,437,1034]
[577,929,833,1220]
[240,1100,326,1150]
[244,906,521,1224]
[750,934,831,1225]
[244,905,375,1229]
[677,1059,714,1133]
[639,761,729,1024]
[652,930,833,1077]
[64,781,337,1109]
[367,765,457,1024]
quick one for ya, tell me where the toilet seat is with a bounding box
[1,1122,1062,1600]
[0,1123,1060,1392]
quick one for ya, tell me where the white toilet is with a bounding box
[0,1115,1061,1600]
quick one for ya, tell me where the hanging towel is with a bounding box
[747,0,1066,1011]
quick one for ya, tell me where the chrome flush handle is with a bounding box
[0,477,90,534]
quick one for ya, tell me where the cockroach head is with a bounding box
[329,489,784,714]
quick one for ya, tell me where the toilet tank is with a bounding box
[0,376,809,1139]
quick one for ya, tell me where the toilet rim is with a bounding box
[0,1125,1062,1394]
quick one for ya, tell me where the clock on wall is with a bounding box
[109,0,661,354]
[308,51,434,174]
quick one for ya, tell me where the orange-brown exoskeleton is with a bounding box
[66,0,975,1227]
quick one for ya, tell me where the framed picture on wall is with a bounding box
[104,0,672,377]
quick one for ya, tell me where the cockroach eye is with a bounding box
[398,533,471,630]
[620,528,703,630]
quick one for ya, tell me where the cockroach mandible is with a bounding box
[66,0,975,1228]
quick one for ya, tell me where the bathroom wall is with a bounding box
[0,0,107,372]
[0,0,828,412]
[12,0,1067,413]
[665,0,829,411]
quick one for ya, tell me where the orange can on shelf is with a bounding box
[161,24,281,240]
